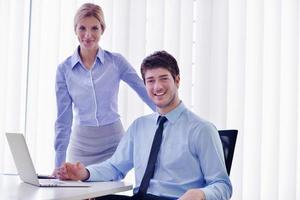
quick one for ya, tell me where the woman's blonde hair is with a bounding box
[74,3,106,33]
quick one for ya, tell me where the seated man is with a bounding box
[57,51,232,200]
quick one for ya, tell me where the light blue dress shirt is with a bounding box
[86,102,232,200]
[55,47,156,167]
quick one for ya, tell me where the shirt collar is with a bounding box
[156,101,185,124]
[70,46,105,69]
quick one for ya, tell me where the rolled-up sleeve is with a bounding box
[86,121,135,181]
[191,124,233,200]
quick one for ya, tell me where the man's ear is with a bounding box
[175,75,180,87]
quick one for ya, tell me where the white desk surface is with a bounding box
[0,174,133,200]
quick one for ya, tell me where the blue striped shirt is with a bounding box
[87,102,232,200]
[54,47,155,167]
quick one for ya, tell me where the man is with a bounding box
[57,51,232,200]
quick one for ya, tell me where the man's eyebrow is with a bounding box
[145,74,170,80]
[159,74,169,78]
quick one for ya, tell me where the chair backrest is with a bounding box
[218,129,238,175]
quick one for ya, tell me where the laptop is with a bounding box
[5,132,90,187]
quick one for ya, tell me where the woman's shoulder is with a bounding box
[102,49,126,62]
[57,54,76,71]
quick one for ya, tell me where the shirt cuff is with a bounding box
[85,165,97,181]
[200,187,212,200]
[82,168,90,181]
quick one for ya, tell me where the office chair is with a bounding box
[218,129,238,175]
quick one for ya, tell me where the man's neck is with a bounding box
[157,99,181,115]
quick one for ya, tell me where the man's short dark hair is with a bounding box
[141,51,180,83]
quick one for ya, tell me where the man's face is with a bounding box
[144,67,180,114]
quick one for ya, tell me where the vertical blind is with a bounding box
[0,0,30,173]
[0,0,299,199]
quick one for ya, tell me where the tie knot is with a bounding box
[158,116,168,125]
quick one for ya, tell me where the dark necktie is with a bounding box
[137,116,168,197]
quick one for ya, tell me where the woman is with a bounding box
[53,3,155,174]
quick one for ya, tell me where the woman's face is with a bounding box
[75,16,102,51]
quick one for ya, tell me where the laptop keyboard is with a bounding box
[40,179,66,187]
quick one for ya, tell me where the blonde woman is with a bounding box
[53,3,155,175]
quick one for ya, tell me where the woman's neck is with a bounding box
[79,47,99,69]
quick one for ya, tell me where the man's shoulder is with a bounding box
[182,108,208,123]
[133,113,157,124]
[182,108,216,131]
[126,113,157,135]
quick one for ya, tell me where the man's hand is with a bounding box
[56,162,89,181]
[179,189,206,200]
[52,168,59,178]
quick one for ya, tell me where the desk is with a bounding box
[0,175,132,200]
